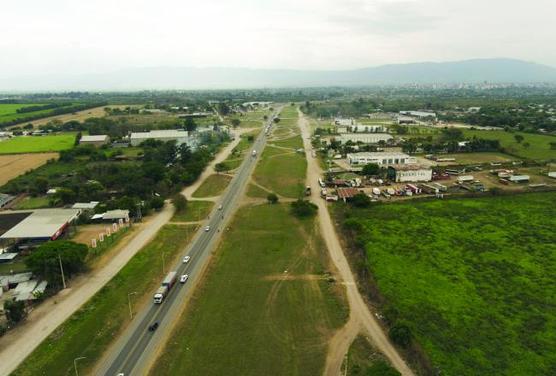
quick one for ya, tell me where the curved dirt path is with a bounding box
[297,110,414,376]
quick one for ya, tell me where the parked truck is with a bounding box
[154,271,177,304]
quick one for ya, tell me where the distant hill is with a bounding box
[2,58,556,91]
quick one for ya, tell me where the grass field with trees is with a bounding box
[12,224,196,376]
[0,134,76,154]
[338,192,556,375]
[151,203,348,376]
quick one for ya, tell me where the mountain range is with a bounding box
[2,58,556,91]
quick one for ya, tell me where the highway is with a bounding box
[97,108,280,376]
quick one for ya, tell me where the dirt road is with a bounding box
[297,110,414,376]
[0,128,248,376]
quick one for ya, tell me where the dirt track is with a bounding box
[297,110,414,376]
[0,153,58,186]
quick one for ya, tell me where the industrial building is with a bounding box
[130,130,198,148]
[347,152,417,166]
[399,111,437,121]
[79,135,110,147]
[388,165,433,183]
[338,133,393,145]
[0,209,80,243]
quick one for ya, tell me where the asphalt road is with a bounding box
[98,109,279,376]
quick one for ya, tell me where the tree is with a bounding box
[389,323,412,348]
[184,117,197,132]
[362,163,380,176]
[231,118,241,128]
[172,194,188,212]
[267,193,279,204]
[4,300,26,324]
[30,177,48,196]
[514,134,524,144]
[214,162,229,173]
[273,117,281,124]
[150,196,165,211]
[351,193,371,208]
[55,188,76,205]
[522,142,530,149]
[25,241,88,287]
[550,141,556,150]
[290,199,318,218]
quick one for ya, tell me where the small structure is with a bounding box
[92,210,130,222]
[509,175,530,183]
[338,133,393,145]
[0,193,16,209]
[388,165,432,183]
[457,175,475,183]
[336,188,360,202]
[130,129,199,149]
[399,111,437,121]
[72,201,100,210]
[548,172,556,179]
[79,135,110,147]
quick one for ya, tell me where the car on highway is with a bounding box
[218,204,223,210]
[180,274,189,283]
[204,225,210,232]
[182,255,190,263]
[148,322,159,332]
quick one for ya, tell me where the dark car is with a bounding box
[148,322,159,332]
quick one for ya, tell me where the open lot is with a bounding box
[150,203,347,376]
[11,224,196,376]
[0,134,75,154]
[171,200,214,222]
[192,174,232,198]
[0,153,57,185]
[339,192,556,375]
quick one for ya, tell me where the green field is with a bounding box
[0,104,43,117]
[151,203,348,376]
[12,196,51,210]
[340,192,556,375]
[462,130,556,160]
[12,224,195,376]
[435,152,515,165]
[172,200,214,222]
[192,174,231,197]
[0,134,76,154]
[252,145,306,198]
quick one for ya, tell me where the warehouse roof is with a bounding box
[80,135,109,142]
[72,201,100,210]
[130,130,188,139]
[0,209,79,240]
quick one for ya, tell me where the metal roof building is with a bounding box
[0,209,80,241]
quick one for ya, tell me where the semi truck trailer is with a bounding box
[153,271,177,304]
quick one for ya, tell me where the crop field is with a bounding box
[192,174,232,198]
[0,153,57,186]
[151,203,347,376]
[0,134,76,154]
[0,103,48,123]
[340,192,556,375]
[462,130,556,160]
[12,224,196,376]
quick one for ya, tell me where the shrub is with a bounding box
[389,322,412,348]
[172,194,188,212]
[267,193,279,204]
[290,199,317,218]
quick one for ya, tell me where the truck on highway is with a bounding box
[153,271,177,304]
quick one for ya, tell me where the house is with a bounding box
[338,133,393,145]
[91,209,130,222]
[388,165,432,183]
[347,152,416,166]
[79,135,110,147]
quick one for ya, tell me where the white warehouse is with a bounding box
[339,133,393,145]
[130,130,198,149]
[347,152,416,166]
[388,165,432,182]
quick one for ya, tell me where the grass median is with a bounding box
[150,203,348,376]
[12,224,195,376]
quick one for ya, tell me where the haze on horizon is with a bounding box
[1,0,555,80]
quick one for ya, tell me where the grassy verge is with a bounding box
[252,146,306,198]
[150,203,348,376]
[0,134,76,154]
[338,192,556,375]
[246,183,271,198]
[192,174,232,198]
[12,196,51,209]
[12,224,195,376]
[346,336,401,376]
[172,200,214,222]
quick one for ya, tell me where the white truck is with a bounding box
[153,271,177,304]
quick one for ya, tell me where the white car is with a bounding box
[182,255,190,263]
[204,225,210,232]
[218,204,223,210]
[180,274,189,283]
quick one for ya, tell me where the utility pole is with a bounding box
[127,291,137,319]
[73,357,86,376]
[58,253,66,289]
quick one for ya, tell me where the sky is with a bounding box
[1,0,555,78]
